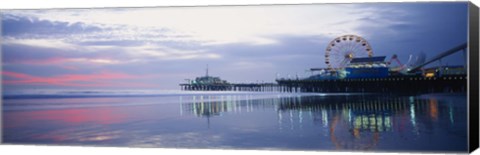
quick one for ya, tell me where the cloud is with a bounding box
[3,4,402,46]
[2,38,78,50]
[1,13,101,37]
[1,3,469,90]
[124,44,221,61]
[2,70,151,87]
[2,37,220,67]
[1,4,418,69]
[2,40,105,66]
[2,13,201,50]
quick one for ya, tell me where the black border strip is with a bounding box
[469,1,479,153]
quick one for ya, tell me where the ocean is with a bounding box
[1,90,468,152]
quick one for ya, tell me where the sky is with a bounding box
[1,2,469,91]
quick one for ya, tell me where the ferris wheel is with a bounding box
[325,35,374,70]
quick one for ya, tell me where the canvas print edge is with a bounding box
[0,1,477,153]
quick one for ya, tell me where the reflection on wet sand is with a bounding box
[5,108,126,129]
[3,93,466,151]
[179,94,462,150]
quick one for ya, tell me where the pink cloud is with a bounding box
[2,70,155,88]
[6,57,121,66]
[6,57,68,65]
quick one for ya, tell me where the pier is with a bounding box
[180,83,280,92]
[180,74,466,94]
[276,74,466,94]
[179,38,468,95]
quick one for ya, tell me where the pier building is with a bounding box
[179,35,468,94]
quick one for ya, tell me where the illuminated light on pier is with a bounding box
[179,35,467,95]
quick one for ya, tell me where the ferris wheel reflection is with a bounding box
[178,94,461,150]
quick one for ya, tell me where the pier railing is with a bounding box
[276,74,466,94]
[179,83,288,92]
[180,74,466,94]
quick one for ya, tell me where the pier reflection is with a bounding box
[179,94,464,150]
[180,95,279,117]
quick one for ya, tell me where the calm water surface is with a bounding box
[2,92,468,152]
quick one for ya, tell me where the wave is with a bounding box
[4,89,267,99]
[2,89,363,99]
[2,92,319,111]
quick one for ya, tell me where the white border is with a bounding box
[0,0,478,155]
[0,0,472,9]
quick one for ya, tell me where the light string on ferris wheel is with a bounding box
[346,38,356,53]
[351,44,365,57]
[331,40,353,68]
[348,41,356,53]
[328,36,373,69]
[328,35,370,68]
[331,46,344,67]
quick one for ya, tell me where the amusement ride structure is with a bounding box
[325,35,374,70]
[180,34,467,94]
